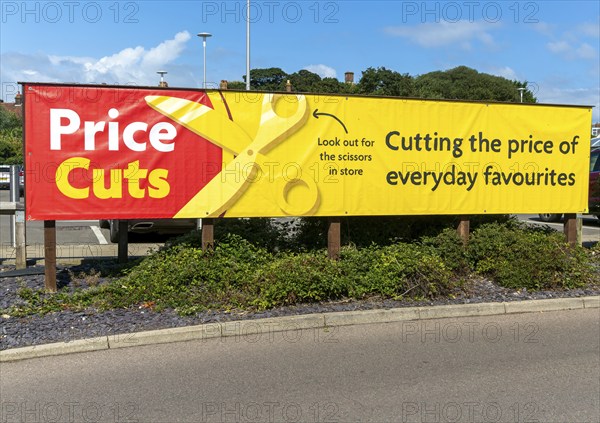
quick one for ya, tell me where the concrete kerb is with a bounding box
[219,314,326,340]
[1,296,598,362]
[583,296,600,309]
[418,302,506,320]
[503,297,586,314]
[324,307,420,327]
[0,337,108,362]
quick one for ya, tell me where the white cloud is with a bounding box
[537,85,600,122]
[547,40,570,54]
[142,31,191,69]
[384,21,496,49]
[576,43,597,60]
[0,31,192,91]
[579,22,600,39]
[542,20,598,62]
[303,64,337,79]
[531,21,556,37]
[489,66,518,80]
[547,40,598,60]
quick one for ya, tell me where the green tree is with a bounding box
[414,66,537,102]
[357,67,415,97]
[0,106,23,164]
[316,77,356,94]
[248,67,288,91]
[287,69,322,92]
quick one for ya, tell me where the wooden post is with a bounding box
[202,218,214,251]
[15,209,26,269]
[563,213,580,247]
[118,220,128,263]
[44,220,57,292]
[457,216,470,246]
[328,217,341,260]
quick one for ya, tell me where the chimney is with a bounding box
[14,92,22,106]
[219,80,228,90]
[344,72,354,84]
[285,80,292,92]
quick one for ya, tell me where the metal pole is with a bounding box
[203,38,207,88]
[197,32,212,88]
[246,0,251,90]
[9,165,19,246]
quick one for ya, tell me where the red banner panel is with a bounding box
[24,84,222,220]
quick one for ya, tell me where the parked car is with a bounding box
[591,137,600,149]
[0,164,24,193]
[589,147,600,215]
[99,218,198,243]
[539,147,600,222]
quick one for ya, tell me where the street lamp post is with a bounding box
[517,87,525,103]
[246,0,250,90]
[196,32,213,247]
[197,32,212,88]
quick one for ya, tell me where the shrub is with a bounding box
[339,243,455,300]
[4,222,596,319]
[468,223,595,290]
[117,235,272,312]
[251,251,345,309]
[421,228,470,273]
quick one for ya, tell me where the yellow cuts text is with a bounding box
[55,157,170,200]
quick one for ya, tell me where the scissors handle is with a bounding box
[250,94,309,155]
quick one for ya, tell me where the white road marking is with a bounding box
[90,225,108,245]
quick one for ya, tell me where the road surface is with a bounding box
[1,309,598,422]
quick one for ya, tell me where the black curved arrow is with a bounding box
[313,109,348,134]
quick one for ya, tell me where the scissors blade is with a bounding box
[154,93,311,218]
[145,95,250,155]
[174,149,263,218]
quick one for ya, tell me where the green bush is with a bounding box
[468,223,595,290]
[4,222,597,319]
[421,228,470,273]
[339,243,455,300]
[252,252,345,309]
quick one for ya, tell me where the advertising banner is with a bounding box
[23,83,592,220]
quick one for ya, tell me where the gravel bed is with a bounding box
[1,263,599,351]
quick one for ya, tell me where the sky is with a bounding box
[1,0,599,121]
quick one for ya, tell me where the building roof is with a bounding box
[0,101,23,118]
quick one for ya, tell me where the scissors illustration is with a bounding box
[145,92,319,217]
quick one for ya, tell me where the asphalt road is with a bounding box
[1,309,598,422]
[1,190,599,246]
